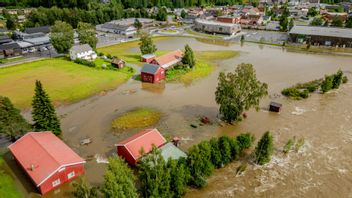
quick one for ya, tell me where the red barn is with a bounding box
[150,49,183,69]
[8,132,85,195]
[116,128,166,166]
[141,64,165,83]
[141,54,156,63]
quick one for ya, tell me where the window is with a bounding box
[67,171,75,179]
[52,179,61,187]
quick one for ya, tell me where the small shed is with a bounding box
[141,64,165,83]
[269,102,282,112]
[159,142,187,162]
[141,54,156,63]
[111,58,125,69]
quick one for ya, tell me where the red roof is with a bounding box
[8,132,85,187]
[117,128,166,160]
[153,50,183,68]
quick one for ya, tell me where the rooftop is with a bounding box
[70,44,93,54]
[289,25,352,39]
[141,64,162,74]
[196,18,241,27]
[160,142,187,161]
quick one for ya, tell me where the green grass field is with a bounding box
[0,157,22,198]
[0,58,134,108]
[112,108,161,130]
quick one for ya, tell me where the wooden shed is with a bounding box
[141,64,165,83]
[269,102,282,112]
[111,58,125,69]
[141,54,156,63]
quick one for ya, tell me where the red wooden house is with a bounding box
[8,132,85,195]
[141,54,156,63]
[140,63,165,83]
[116,128,166,166]
[150,49,183,69]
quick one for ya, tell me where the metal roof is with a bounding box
[195,18,241,27]
[159,142,187,161]
[70,44,93,54]
[289,25,352,39]
[141,64,162,74]
[24,26,50,34]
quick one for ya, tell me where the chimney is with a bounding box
[31,164,35,171]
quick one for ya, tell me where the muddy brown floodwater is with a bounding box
[20,37,352,197]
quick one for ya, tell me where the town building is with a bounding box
[116,129,167,165]
[140,64,165,83]
[24,26,51,34]
[69,44,97,61]
[96,18,154,36]
[111,58,125,69]
[8,132,85,195]
[289,25,352,47]
[0,42,21,58]
[217,15,241,24]
[194,19,241,35]
[150,49,183,69]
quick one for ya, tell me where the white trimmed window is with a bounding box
[67,171,75,179]
[52,179,61,187]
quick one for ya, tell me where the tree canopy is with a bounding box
[77,22,98,50]
[182,44,196,69]
[255,131,274,165]
[49,21,74,54]
[215,63,268,123]
[139,33,157,55]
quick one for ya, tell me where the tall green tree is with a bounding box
[5,17,16,30]
[346,16,352,28]
[167,158,190,198]
[181,44,195,68]
[77,22,98,50]
[215,63,268,123]
[0,96,31,139]
[31,80,61,136]
[138,146,171,198]
[255,131,274,165]
[139,33,157,55]
[72,177,98,198]
[50,21,74,53]
[133,18,142,31]
[102,156,138,198]
[236,133,255,151]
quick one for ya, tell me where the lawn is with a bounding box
[97,36,174,65]
[112,108,161,130]
[0,58,135,108]
[166,50,239,84]
[0,157,22,198]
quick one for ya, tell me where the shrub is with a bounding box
[218,136,232,165]
[74,58,96,67]
[332,70,343,89]
[254,131,274,165]
[283,139,294,154]
[98,52,104,56]
[321,75,334,93]
[107,54,113,59]
[342,76,348,84]
[209,138,222,168]
[281,87,303,99]
[236,133,255,151]
[300,90,309,99]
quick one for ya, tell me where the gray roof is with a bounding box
[0,42,21,50]
[141,64,161,74]
[70,44,93,54]
[289,25,352,39]
[24,26,50,34]
[159,142,187,161]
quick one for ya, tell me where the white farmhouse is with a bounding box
[69,44,97,61]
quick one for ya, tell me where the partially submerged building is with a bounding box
[194,19,241,35]
[150,49,183,69]
[289,25,352,47]
[140,64,165,83]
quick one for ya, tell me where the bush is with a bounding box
[343,76,348,84]
[98,52,104,56]
[300,90,309,99]
[218,136,232,165]
[321,75,334,93]
[281,87,304,99]
[283,139,294,154]
[332,70,343,89]
[107,54,113,59]
[236,133,255,151]
[209,138,222,168]
[74,58,96,67]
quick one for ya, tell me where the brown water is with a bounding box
[17,37,352,197]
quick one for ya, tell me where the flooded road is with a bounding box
[22,37,352,197]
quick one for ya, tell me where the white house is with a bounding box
[69,44,97,61]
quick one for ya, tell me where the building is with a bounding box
[217,15,241,24]
[141,54,156,63]
[111,58,125,69]
[8,132,85,195]
[150,49,183,69]
[159,142,187,162]
[0,42,21,58]
[140,64,165,83]
[116,129,167,166]
[69,44,97,60]
[269,102,282,112]
[289,25,352,47]
[24,26,51,34]
[194,19,241,35]
[96,18,154,36]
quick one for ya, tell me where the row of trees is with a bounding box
[311,16,352,28]
[1,0,245,9]
[49,21,97,54]
[0,80,61,138]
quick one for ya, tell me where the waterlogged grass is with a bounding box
[166,50,239,84]
[185,29,223,39]
[0,157,22,198]
[112,108,161,130]
[0,58,134,108]
[97,37,174,65]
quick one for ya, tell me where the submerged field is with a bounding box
[0,58,134,108]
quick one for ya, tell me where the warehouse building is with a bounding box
[194,19,241,35]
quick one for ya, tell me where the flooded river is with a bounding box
[19,37,352,197]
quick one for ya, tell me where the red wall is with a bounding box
[39,164,85,194]
[141,68,165,83]
[117,146,136,166]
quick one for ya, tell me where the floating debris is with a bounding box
[121,89,137,95]
[291,107,307,115]
[95,154,109,164]
[200,116,210,124]
[80,138,92,146]
[190,124,198,128]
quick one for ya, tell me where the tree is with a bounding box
[236,133,255,151]
[102,156,138,198]
[180,9,187,18]
[167,159,189,198]
[332,70,343,89]
[215,63,268,123]
[288,18,294,30]
[321,75,334,93]
[77,22,98,50]
[0,96,31,139]
[155,7,168,21]
[209,138,222,168]
[307,7,318,17]
[6,17,16,30]
[331,16,343,27]
[345,16,352,28]
[31,80,61,136]
[72,177,98,198]
[133,18,142,30]
[181,44,195,68]
[139,33,157,55]
[50,21,74,53]
[255,131,274,165]
[218,136,233,165]
[138,146,171,198]
[310,17,323,26]
[279,16,289,31]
